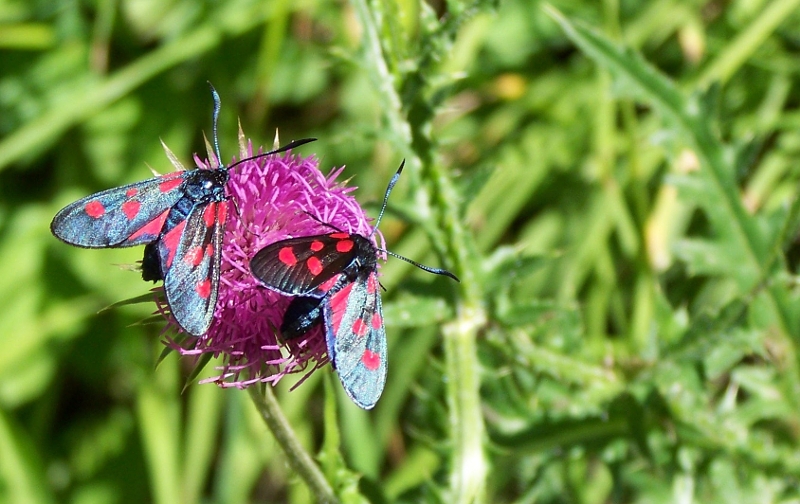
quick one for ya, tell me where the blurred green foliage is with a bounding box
[3,0,800,502]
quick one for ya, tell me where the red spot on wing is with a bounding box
[217,201,228,224]
[371,312,382,329]
[122,200,141,220]
[202,203,216,227]
[329,283,353,334]
[196,279,212,299]
[352,318,369,336]
[85,201,105,218]
[161,220,186,267]
[307,256,323,276]
[126,188,138,197]
[205,244,213,257]
[310,240,324,252]
[159,177,183,193]
[185,247,204,266]
[279,247,297,266]
[361,349,381,371]
[319,275,339,292]
[128,209,170,241]
[329,232,349,239]
[336,239,354,253]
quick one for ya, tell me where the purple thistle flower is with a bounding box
[158,133,379,388]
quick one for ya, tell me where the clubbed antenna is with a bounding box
[370,160,459,283]
[206,83,314,172]
[208,82,223,166]
[370,160,405,237]
[384,249,459,282]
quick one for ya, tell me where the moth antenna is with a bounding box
[370,160,404,238]
[225,138,317,172]
[230,197,243,222]
[303,211,344,233]
[208,82,223,166]
[381,249,460,282]
[367,160,458,282]
[202,132,218,168]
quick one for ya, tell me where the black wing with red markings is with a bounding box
[250,232,370,297]
[251,231,387,409]
[250,159,458,410]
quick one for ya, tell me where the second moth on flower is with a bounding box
[250,162,459,410]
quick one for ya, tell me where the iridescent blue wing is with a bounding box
[323,272,387,409]
[157,201,227,336]
[50,172,186,247]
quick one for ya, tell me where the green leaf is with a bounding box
[495,297,579,330]
[546,4,794,338]
[488,393,640,453]
[182,353,215,392]
[0,410,55,504]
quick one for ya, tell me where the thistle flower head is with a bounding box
[160,132,378,387]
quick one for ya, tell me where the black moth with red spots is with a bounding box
[50,84,314,336]
[250,162,458,409]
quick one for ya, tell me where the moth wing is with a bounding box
[51,172,186,247]
[159,201,227,336]
[323,272,387,409]
[250,234,358,296]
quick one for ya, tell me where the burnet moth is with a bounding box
[50,85,315,336]
[249,162,459,409]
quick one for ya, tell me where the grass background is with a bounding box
[3,0,800,502]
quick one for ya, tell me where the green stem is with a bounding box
[247,386,339,504]
[442,304,487,503]
[429,148,487,503]
[349,0,488,501]
[349,0,416,163]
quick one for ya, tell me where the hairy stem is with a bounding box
[350,0,488,501]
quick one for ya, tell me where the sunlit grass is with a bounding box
[2,0,800,502]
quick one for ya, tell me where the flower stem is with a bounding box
[247,386,339,504]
